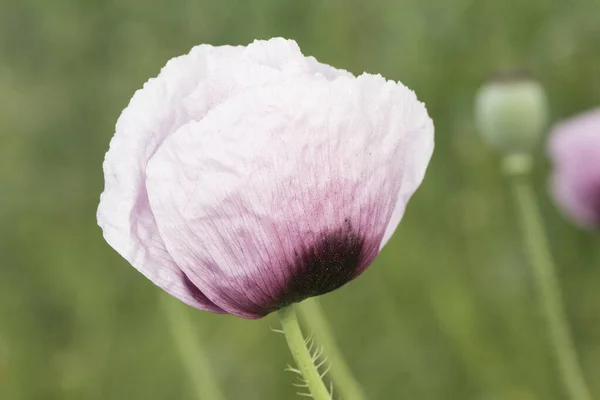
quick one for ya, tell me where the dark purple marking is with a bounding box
[269,229,365,311]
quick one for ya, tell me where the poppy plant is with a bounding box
[97,37,434,319]
[475,74,593,400]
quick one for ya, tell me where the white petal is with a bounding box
[145,74,433,317]
[379,99,434,248]
[97,44,244,311]
[98,38,356,312]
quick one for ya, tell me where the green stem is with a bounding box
[279,305,331,400]
[160,296,226,400]
[504,154,592,400]
[298,298,366,400]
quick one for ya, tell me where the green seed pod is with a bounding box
[475,71,548,154]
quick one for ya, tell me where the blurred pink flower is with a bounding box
[97,38,434,319]
[549,108,600,230]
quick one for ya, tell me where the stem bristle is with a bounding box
[278,305,332,400]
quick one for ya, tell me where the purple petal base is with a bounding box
[263,228,369,314]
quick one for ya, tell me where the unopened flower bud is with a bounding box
[475,71,548,154]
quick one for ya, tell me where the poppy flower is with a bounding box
[97,38,434,319]
[548,108,600,230]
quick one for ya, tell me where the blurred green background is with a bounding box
[1,0,599,399]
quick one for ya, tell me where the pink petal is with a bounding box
[145,74,433,318]
[548,108,600,229]
[97,38,360,312]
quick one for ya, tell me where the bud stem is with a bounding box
[161,296,226,400]
[505,156,592,400]
[298,298,366,400]
[279,305,332,400]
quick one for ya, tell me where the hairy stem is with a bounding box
[299,298,366,400]
[279,305,331,400]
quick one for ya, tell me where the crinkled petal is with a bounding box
[97,45,246,312]
[379,97,434,248]
[97,38,360,312]
[145,74,433,318]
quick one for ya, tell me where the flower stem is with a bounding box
[160,296,226,400]
[279,305,331,400]
[298,298,366,400]
[504,154,592,400]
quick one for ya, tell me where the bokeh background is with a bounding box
[1,0,599,399]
